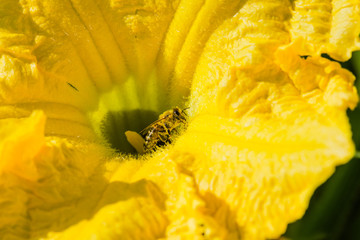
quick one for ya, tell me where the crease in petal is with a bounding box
[0,110,116,239]
[0,1,100,110]
[109,154,236,239]
[159,0,244,105]
[44,180,168,240]
[190,0,292,117]
[109,0,178,82]
[328,0,360,60]
[0,110,45,181]
[289,0,360,61]
[275,45,359,110]
[19,0,127,91]
[163,155,236,240]
[65,0,128,84]
[27,138,112,239]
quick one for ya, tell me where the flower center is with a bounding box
[88,72,186,154]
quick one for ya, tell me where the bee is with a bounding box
[125,107,188,154]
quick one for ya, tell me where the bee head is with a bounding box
[172,107,187,123]
[173,108,180,117]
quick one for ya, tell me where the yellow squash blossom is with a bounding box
[0,0,359,239]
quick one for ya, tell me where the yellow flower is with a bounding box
[0,0,359,239]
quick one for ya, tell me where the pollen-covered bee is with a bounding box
[125,107,188,154]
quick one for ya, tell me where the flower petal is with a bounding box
[44,180,168,240]
[110,154,237,239]
[290,0,360,61]
[0,111,119,239]
[0,111,45,181]
[0,0,359,239]
[275,45,358,110]
[108,0,178,81]
[173,0,359,239]
[173,111,354,239]
[157,0,243,104]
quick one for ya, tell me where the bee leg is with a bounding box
[172,128,179,134]
[158,133,168,143]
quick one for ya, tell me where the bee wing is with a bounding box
[139,117,168,136]
[139,124,154,136]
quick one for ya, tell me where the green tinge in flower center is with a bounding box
[100,109,158,153]
[88,72,181,153]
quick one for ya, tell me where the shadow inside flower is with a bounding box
[100,109,159,153]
